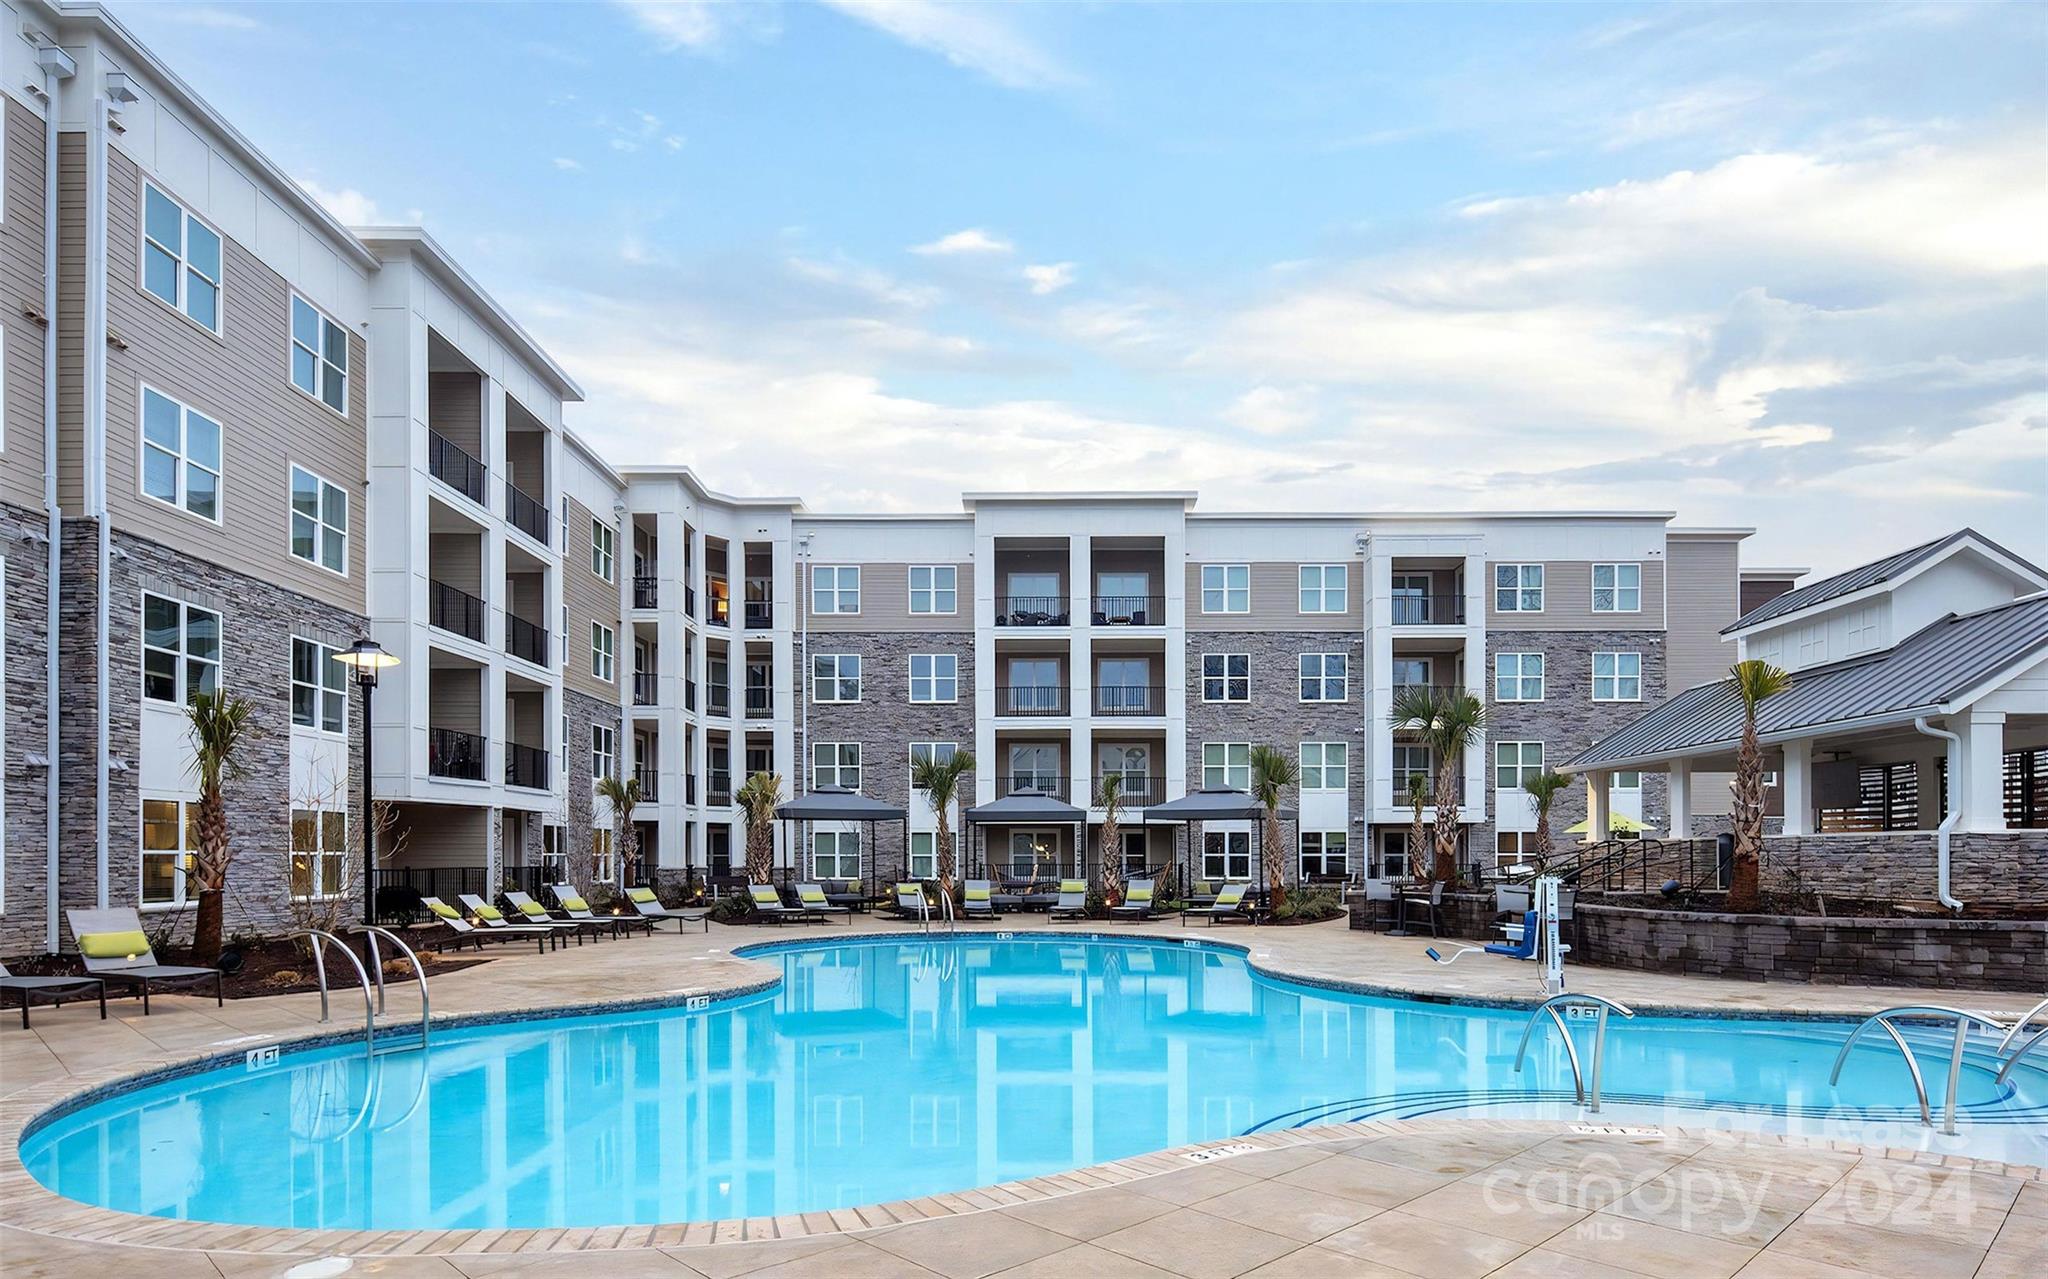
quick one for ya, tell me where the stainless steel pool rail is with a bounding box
[1512,992,1635,1112]
[292,926,431,1059]
[1828,1005,2008,1135]
[352,924,432,1055]
[292,928,378,1058]
[1995,996,2047,1085]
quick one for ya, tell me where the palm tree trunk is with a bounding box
[1265,807,1288,911]
[192,786,228,963]
[1728,718,1764,912]
[747,827,775,885]
[1431,752,1461,882]
[1099,807,1123,906]
[1409,799,1426,881]
[936,814,955,896]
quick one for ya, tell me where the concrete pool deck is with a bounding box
[3,914,2042,1278]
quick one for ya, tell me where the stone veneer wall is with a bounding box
[1763,831,2048,905]
[565,687,623,883]
[1,502,54,955]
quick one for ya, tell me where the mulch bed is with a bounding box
[6,934,495,1000]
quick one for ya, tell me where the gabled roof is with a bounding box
[1722,529,2045,634]
[963,790,1085,825]
[776,786,906,823]
[1140,787,1290,823]
[1570,594,2048,771]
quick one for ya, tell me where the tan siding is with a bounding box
[564,494,623,703]
[100,151,367,616]
[427,666,483,735]
[427,530,482,595]
[0,99,49,511]
[1185,560,1360,632]
[803,562,972,632]
[55,132,82,512]
[428,372,482,458]
[1484,559,1666,630]
[1666,540,1741,693]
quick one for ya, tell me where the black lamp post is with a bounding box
[335,637,399,925]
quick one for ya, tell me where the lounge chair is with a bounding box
[0,962,106,1029]
[749,883,822,925]
[616,885,706,934]
[885,883,933,920]
[1109,879,1157,920]
[991,877,1028,912]
[417,896,533,952]
[1022,879,1060,911]
[1181,883,1252,926]
[1185,879,1219,908]
[455,893,575,949]
[1048,880,1089,920]
[961,880,1001,919]
[65,908,222,1013]
[794,883,853,923]
[504,890,615,943]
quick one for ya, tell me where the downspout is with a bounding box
[36,43,75,951]
[1912,717,1966,913]
[86,95,110,908]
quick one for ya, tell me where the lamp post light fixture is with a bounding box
[333,638,399,926]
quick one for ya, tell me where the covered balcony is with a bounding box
[1090,537,1165,626]
[1389,558,1466,626]
[426,331,487,506]
[427,500,486,643]
[426,653,486,782]
[504,541,549,667]
[503,396,550,545]
[504,677,549,791]
[993,538,1069,627]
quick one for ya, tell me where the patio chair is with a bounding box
[0,962,106,1029]
[504,890,615,943]
[456,893,575,949]
[1181,883,1252,926]
[1048,880,1089,921]
[961,880,1001,919]
[820,879,866,912]
[794,883,853,923]
[885,883,934,921]
[615,885,705,934]
[1185,879,1219,909]
[1401,881,1446,938]
[416,896,531,952]
[1109,879,1158,920]
[1361,880,1397,932]
[65,908,222,1013]
[749,883,823,925]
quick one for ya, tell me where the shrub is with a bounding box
[707,890,753,923]
[1270,887,1344,924]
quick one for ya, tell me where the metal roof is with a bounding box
[775,786,907,823]
[1571,595,2048,771]
[963,790,1086,825]
[1721,529,2043,634]
[1140,787,1289,823]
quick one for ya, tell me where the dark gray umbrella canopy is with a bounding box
[775,785,907,823]
[1140,786,1290,824]
[963,788,1086,825]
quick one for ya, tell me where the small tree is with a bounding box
[283,768,406,939]
[737,770,784,884]
[910,748,975,895]
[1096,772,1126,906]
[185,690,255,964]
[1727,659,1792,913]
[1248,745,1299,912]
[1521,770,1573,873]
[596,774,642,885]
[1389,685,1489,882]
[1405,774,1430,882]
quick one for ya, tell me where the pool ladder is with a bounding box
[293,925,432,1058]
[917,887,957,933]
[1828,1004,2011,1135]
[1512,993,1635,1113]
[1995,995,2048,1085]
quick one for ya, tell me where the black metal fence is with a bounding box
[505,741,550,790]
[429,727,486,780]
[429,580,486,641]
[428,431,486,503]
[370,865,489,924]
[1391,594,1465,625]
[506,612,549,665]
[505,479,549,543]
[1094,685,1164,715]
[1091,595,1163,625]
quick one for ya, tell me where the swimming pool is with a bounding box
[20,934,2047,1230]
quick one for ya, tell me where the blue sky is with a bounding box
[126,1,2046,573]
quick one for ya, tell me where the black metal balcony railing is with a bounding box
[370,866,489,924]
[429,580,486,641]
[428,727,486,781]
[996,596,1069,627]
[1002,774,1070,801]
[428,431,486,504]
[505,612,548,666]
[744,687,774,718]
[505,479,548,543]
[1392,775,1436,802]
[1096,774,1167,805]
[633,672,658,706]
[997,685,1069,715]
[1091,595,1164,626]
[708,772,733,806]
[744,600,773,629]
[634,768,658,802]
[708,688,731,716]
[685,680,698,711]
[685,585,697,618]
[505,741,550,790]
[1391,594,1466,625]
[633,576,659,610]
[1094,685,1165,716]
[1391,683,1464,706]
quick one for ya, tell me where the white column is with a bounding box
[1781,738,1815,836]
[1667,758,1692,838]
[1584,771,1610,842]
[1959,710,2008,832]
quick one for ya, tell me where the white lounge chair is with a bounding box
[66,908,222,1013]
[1181,883,1253,926]
[619,885,707,933]
[1048,880,1089,921]
[504,889,615,942]
[794,883,853,923]
[1110,879,1158,920]
[454,894,574,949]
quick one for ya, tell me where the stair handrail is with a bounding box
[352,923,433,1053]
[1996,1024,2045,1085]
[1996,995,2048,1054]
[1828,1004,2007,1134]
[291,928,377,1058]
[1512,992,1635,1112]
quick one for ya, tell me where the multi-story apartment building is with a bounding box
[0,2,1779,954]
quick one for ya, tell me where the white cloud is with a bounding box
[1222,386,1319,437]
[819,0,1077,90]
[1022,262,1076,295]
[614,1,722,51]
[910,227,1013,256]
[296,179,383,226]
[553,157,583,172]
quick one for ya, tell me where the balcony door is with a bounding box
[1392,574,1431,624]
[1096,657,1152,713]
[1391,657,1431,690]
[1096,743,1152,805]
[1007,658,1061,713]
[1008,828,1066,878]
[1096,572,1150,622]
[1009,744,1061,796]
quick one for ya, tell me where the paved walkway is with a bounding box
[3,914,2042,1278]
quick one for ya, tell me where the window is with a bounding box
[1592,563,1640,613]
[1391,574,1431,625]
[1201,564,1249,614]
[1495,831,1532,870]
[140,386,221,521]
[289,465,347,573]
[1613,770,1641,793]
[1391,657,1431,689]
[1592,651,1642,701]
[542,826,567,882]
[291,808,346,898]
[812,565,860,614]
[1392,744,1431,798]
[910,741,958,776]
[1008,744,1060,793]
[591,519,616,582]
[1494,563,1543,612]
[592,622,616,682]
[814,830,861,879]
[908,831,937,879]
[290,638,345,734]
[909,565,956,615]
[1203,830,1250,880]
[1494,652,1544,702]
[141,798,196,906]
[142,182,221,331]
[909,653,957,703]
[1374,832,1410,881]
[1202,653,1249,702]
[290,293,348,412]
[1846,605,1881,653]
[591,828,616,883]
[813,653,862,702]
[1495,741,1544,790]
[142,594,220,704]
[1299,652,1347,701]
[813,742,861,790]
[1203,742,1250,790]
[1300,831,1347,879]
[1298,564,1347,614]
[591,723,617,783]
[1301,742,1347,791]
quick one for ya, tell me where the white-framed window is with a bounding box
[814,830,861,879]
[908,831,937,879]
[290,637,346,735]
[1203,742,1250,790]
[289,464,347,574]
[1494,652,1544,701]
[142,182,221,332]
[813,653,861,702]
[909,653,957,703]
[591,519,616,582]
[289,293,348,413]
[909,565,956,615]
[1591,563,1640,613]
[142,594,220,704]
[1494,563,1543,612]
[1202,653,1249,702]
[1201,564,1249,614]
[591,723,617,782]
[291,807,346,899]
[813,742,861,790]
[1592,651,1642,701]
[140,385,222,522]
[1300,831,1347,879]
[1495,740,1544,790]
[1612,770,1641,793]
[592,827,616,883]
[141,797,196,906]
[1299,652,1347,701]
[591,622,615,682]
[812,565,860,614]
[910,741,958,774]
[1203,830,1250,880]
[542,826,567,882]
[1845,605,1881,653]
[1301,741,1348,791]
[1298,564,1347,614]
[1392,743,1432,797]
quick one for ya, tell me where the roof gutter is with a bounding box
[1911,717,1966,913]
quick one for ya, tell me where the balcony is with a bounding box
[1094,685,1165,716]
[997,685,1069,716]
[632,576,658,610]
[1391,595,1466,625]
[634,768,658,801]
[505,612,548,666]
[505,479,548,544]
[744,600,773,629]
[708,686,731,717]
[1096,774,1167,805]
[708,771,732,806]
[744,687,774,719]
[429,580,485,642]
[429,727,486,781]
[1091,595,1163,626]
[1002,774,1070,801]
[633,672,658,706]
[428,431,486,504]
[685,584,697,618]
[996,596,1069,627]
[685,679,697,711]
[505,742,550,790]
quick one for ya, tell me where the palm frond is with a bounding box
[1730,659,1793,710]
[1247,744,1299,809]
[185,690,255,790]
[736,770,784,831]
[910,748,975,812]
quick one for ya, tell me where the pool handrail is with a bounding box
[1827,1004,2008,1135]
[1996,1022,2045,1085]
[352,923,432,1055]
[1512,992,1635,1112]
[1996,995,2047,1054]
[290,928,378,1059]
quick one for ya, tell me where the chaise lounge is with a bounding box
[66,908,223,1013]
[0,963,106,1029]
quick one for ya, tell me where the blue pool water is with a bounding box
[21,935,2048,1229]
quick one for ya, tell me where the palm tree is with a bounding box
[1247,745,1299,911]
[910,748,975,895]
[1405,773,1430,882]
[736,770,784,885]
[185,690,254,965]
[1521,770,1573,872]
[1388,685,1489,882]
[1096,772,1126,906]
[595,774,642,887]
[1727,659,1792,913]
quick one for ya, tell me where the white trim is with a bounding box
[287,291,350,417]
[1200,652,1250,703]
[811,740,862,790]
[138,178,225,338]
[140,592,222,705]
[1201,741,1252,790]
[287,463,349,577]
[1200,563,1250,614]
[1297,651,1349,703]
[288,635,348,737]
[1722,534,2048,641]
[1493,562,1545,614]
[810,564,861,616]
[590,517,616,583]
[1494,740,1545,790]
[1296,563,1348,614]
[812,652,862,703]
[591,620,616,683]
[908,564,958,616]
[137,383,225,525]
[1299,740,1348,792]
[908,652,958,704]
[1590,562,1642,614]
[1590,650,1643,702]
[1493,651,1545,702]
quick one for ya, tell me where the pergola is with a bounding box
[962,788,1086,882]
[774,785,908,900]
[1140,786,1294,900]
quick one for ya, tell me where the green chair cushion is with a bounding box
[799,890,827,904]
[427,901,461,920]
[475,904,504,921]
[628,887,658,904]
[79,930,151,960]
[965,887,990,902]
[560,895,589,912]
[750,886,781,902]
[1128,886,1152,901]
[1215,888,1244,905]
[1059,880,1086,894]
[517,900,548,916]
